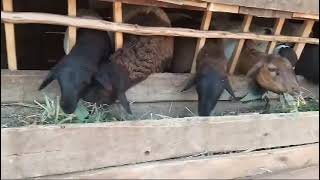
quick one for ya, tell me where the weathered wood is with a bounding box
[1,112,319,178]
[1,70,318,104]
[113,0,123,50]
[208,3,239,14]
[45,144,319,179]
[157,0,207,8]
[0,70,250,103]
[250,165,319,179]
[66,0,77,54]
[228,15,252,74]
[239,7,293,19]
[267,18,286,54]
[2,12,319,44]
[100,0,206,11]
[294,20,316,59]
[207,0,319,15]
[3,0,17,70]
[190,8,212,73]
[292,13,319,20]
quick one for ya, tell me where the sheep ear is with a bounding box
[246,61,264,78]
[181,76,196,92]
[94,73,113,92]
[39,72,55,91]
[118,93,132,114]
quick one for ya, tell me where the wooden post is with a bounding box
[267,18,286,54]
[228,15,253,74]
[190,4,212,73]
[113,0,123,50]
[67,0,77,54]
[294,20,315,59]
[3,0,17,70]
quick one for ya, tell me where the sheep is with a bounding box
[39,9,113,114]
[181,38,236,116]
[82,6,174,114]
[235,39,300,96]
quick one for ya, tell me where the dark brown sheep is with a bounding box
[82,6,174,114]
[182,38,236,116]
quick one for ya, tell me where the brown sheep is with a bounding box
[236,40,300,96]
[82,6,174,114]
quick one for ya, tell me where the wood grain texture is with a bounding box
[3,0,17,70]
[267,18,286,54]
[66,0,77,54]
[113,1,123,50]
[294,20,316,59]
[44,144,319,179]
[2,11,319,44]
[207,0,319,15]
[1,112,319,178]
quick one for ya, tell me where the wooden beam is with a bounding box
[2,12,319,45]
[1,112,319,178]
[239,7,292,19]
[293,12,319,20]
[3,0,17,70]
[294,20,316,59]
[267,18,286,54]
[44,144,319,179]
[208,3,239,14]
[113,0,123,50]
[157,0,207,8]
[228,15,253,74]
[191,7,212,73]
[66,0,77,54]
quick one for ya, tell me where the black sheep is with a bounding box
[82,6,174,114]
[182,38,236,116]
[39,26,113,114]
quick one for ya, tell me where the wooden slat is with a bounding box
[190,7,212,73]
[206,0,319,15]
[294,20,316,59]
[293,13,319,20]
[228,15,253,74]
[113,0,123,50]
[267,18,286,54]
[239,7,292,19]
[1,11,319,45]
[66,0,77,54]
[2,112,319,178]
[100,0,205,11]
[44,144,319,179]
[3,0,17,70]
[157,0,207,8]
[2,70,318,103]
[208,3,239,14]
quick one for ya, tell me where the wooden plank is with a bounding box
[66,0,77,54]
[294,20,316,59]
[250,165,319,179]
[228,15,252,74]
[157,0,207,8]
[100,0,206,11]
[1,70,318,103]
[267,18,286,54]
[190,8,212,73]
[208,3,239,14]
[3,0,17,70]
[1,112,319,178]
[45,144,319,179]
[0,70,250,103]
[113,1,123,50]
[239,7,293,19]
[206,0,319,15]
[293,13,319,20]
[2,11,319,45]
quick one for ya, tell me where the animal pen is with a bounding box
[1,0,319,179]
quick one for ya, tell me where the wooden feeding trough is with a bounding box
[1,0,319,179]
